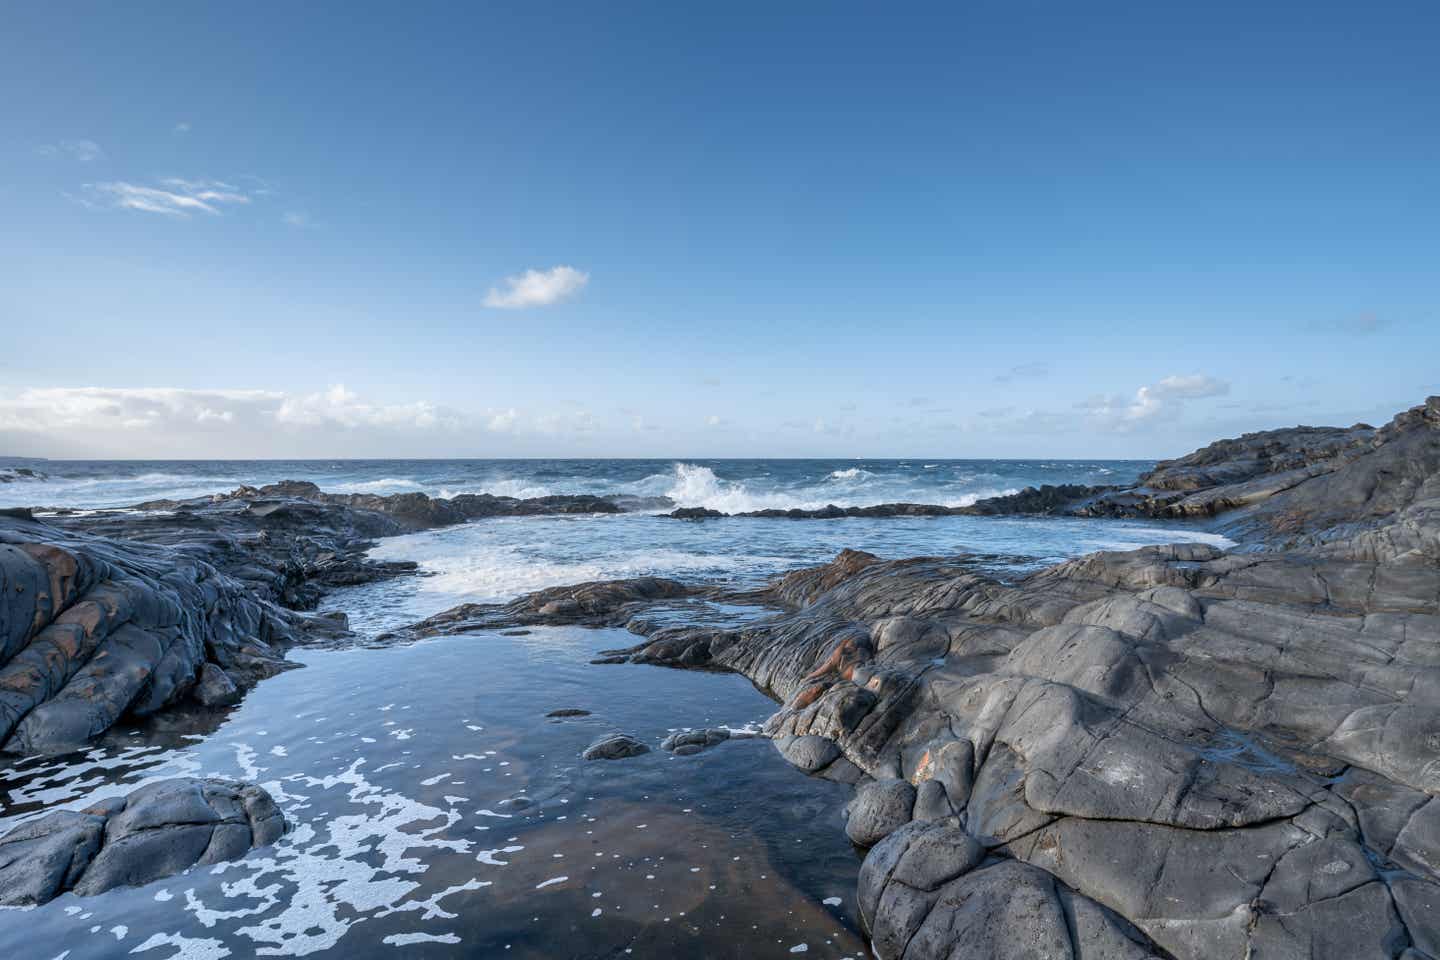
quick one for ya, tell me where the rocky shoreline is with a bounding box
[0,399,1437,956]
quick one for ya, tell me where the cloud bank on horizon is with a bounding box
[0,376,1413,461]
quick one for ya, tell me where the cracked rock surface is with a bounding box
[408,397,1440,959]
[0,777,285,905]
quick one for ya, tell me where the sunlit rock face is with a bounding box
[429,397,1440,959]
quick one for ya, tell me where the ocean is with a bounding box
[0,458,1232,634]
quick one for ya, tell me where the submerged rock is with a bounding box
[661,727,733,755]
[581,733,651,760]
[0,778,285,906]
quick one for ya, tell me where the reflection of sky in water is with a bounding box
[326,512,1234,634]
[0,630,867,959]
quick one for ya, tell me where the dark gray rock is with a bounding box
[192,662,242,707]
[845,778,916,848]
[581,733,650,761]
[0,778,285,905]
[545,708,591,718]
[775,734,843,773]
[660,728,731,755]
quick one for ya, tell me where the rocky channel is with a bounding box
[0,399,1436,957]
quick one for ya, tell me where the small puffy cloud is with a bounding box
[705,415,726,427]
[484,265,589,309]
[37,139,103,162]
[1079,374,1230,430]
[83,178,253,217]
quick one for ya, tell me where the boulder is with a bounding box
[0,778,285,905]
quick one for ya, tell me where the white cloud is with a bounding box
[282,211,310,227]
[483,265,589,309]
[173,121,192,134]
[535,409,598,435]
[0,385,457,437]
[705,415,724,427]
[37,139,103,163]
[273,385,450,430]
[0,387,281,434]
[1078,374,1230,429]
[1153,374,1229,399]
[485,408,519,432]
[83,178,254,217]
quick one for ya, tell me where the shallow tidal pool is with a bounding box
[0,629,867,959]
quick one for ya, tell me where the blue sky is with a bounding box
[2,2,1436,459]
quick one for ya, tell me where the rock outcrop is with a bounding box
[0,480,638,756]
[0,777,285,905]
[406,397,1440,959]
[0,515,315,755]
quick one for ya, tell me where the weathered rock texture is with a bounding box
[413,397,1440,959]
[0,481,633,755]
[0,777,284,905]
[0,516,312,755]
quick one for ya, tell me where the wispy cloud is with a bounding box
[994,361,1051,383]
[484,265,589,309]
[173,121,192,134]
[82,178,254,217]
[282,211,311,227]
[1311,312,1392,335]
[37,139,103,163]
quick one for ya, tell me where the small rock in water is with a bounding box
[581,733,650,761]
[660,728,731,756]
[546,708,591,718]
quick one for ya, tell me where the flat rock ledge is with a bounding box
[0,777,285,906]
[403,397,1440,960]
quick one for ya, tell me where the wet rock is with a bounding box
[192,662,242,707]
[546,708,591,718]
[670,507,726,520]
[0,778,285,905]
[775,734,843,773]
[496,796,534,812]
[661,728,731,755]
[581,733,650,761]
[844,778,916,847]
[0,518,303,755]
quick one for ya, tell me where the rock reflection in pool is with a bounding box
[0,628,868,959]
